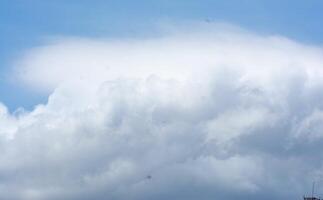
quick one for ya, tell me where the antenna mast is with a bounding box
[312,181,316,198]
[304,181,320,200]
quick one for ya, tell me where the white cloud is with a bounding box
[2,22,323,199]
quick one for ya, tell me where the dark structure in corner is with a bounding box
[304,182,321,200]
[304,198,321,200]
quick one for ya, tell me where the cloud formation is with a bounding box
[2,23,323,199]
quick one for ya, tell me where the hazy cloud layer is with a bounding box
[2,23,323,199]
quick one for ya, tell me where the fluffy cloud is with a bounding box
[2,23,323,199]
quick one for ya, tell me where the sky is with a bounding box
[1,0,323,111]
[2,1,323,200]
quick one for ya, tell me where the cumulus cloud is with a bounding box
[2,23,323,199]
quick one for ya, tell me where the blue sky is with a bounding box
[1,0,323,111]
